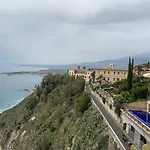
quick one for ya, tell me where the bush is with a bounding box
[102,97,106,104]
[26,95,37,111]
[132,85,148,99]
[115,102,123,117]
[48,124,56,132]
[75,93,91,113]
[109,104,112,109]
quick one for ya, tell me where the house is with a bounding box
[68,67,93,82]
[95,64,128,83]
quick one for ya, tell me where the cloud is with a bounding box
[0,0,150,64]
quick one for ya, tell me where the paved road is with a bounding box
[86,85,130,150]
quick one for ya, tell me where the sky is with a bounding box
[0,0,150,65]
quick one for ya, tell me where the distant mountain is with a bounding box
[20,52,150,70]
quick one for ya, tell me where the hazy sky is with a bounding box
[0,0,150,64]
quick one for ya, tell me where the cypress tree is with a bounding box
[131,58,134,82]
[127,57,132,92]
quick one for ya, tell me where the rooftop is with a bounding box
[96,67,128,71]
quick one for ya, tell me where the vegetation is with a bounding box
[90,70,95,82]
[127,57,134,92]
[0,74,109,150]
[102,97,106,104]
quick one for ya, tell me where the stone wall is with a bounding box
[125,101,147,111]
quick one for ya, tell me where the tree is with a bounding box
[115,102,123,117]
[132,86,148,99]
[77,66,80,69]
[75,93,91,113]
[96,75,103,84]
[131,58,134,79]
[36,85,41,99]
[91,70,95,82]
[135,65,143,76]
[127,57,133,92]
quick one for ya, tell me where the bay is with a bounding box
[0,64,47,112]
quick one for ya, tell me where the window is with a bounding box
[140,135,146,144]
[108,78,110,81]
[108,71,110,74]
[104,71,106,74]
[118,72,120,75]
[98,70,100,73]
[114,71,116,74]
[113,78,115,81]
[89,76,90,78]
[117,78,120,81]
[124,72,126,75]
[131,125,135,132]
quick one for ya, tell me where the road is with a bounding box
[86,85,130,150]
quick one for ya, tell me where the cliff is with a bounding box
[0,74,109,150]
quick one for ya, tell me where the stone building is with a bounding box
[68,67,93,82]
[95,64,128,83]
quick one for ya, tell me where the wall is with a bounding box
[122,112,150,150]
[95,69,128,83]
[125,101,147,111]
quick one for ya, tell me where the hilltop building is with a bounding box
[95,64,128,83]
[68,67,93,82]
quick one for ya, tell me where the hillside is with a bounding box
[20,52,150,69]
[0,74,109,150]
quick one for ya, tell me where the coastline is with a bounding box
[0,91,34,114]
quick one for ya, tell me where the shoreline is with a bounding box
[0,91,34,114]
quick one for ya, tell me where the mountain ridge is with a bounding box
[19,52,150,70]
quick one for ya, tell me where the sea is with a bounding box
[0,63,47,112]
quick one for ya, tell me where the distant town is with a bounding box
[1,69,65,76]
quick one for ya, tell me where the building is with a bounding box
[95,64,128,83]
[68,67,93,82]
[122,101,150,149]
[133,63,150,76]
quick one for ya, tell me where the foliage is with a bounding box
[109,104,112,109]
[90,70,95,82]
[101,83,112,89]
[118,91,131,103]
[26,95,37,111]
[131,86,148,99]
[102,97,106,104]
[75,93,91,113]
[127,57,133,92]
[115,102,123,117]
[0,73,109,150]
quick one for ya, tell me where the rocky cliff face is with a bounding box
[0,74,109,150]
[0,104,109,150]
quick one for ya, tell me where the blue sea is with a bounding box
[0,64,46,112]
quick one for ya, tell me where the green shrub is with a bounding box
[48,124,56,132]
[26,95,37,111]
[75,93,91,113]
[115,102,123,117]
[109,104,112,109]
[102,97,106,104]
